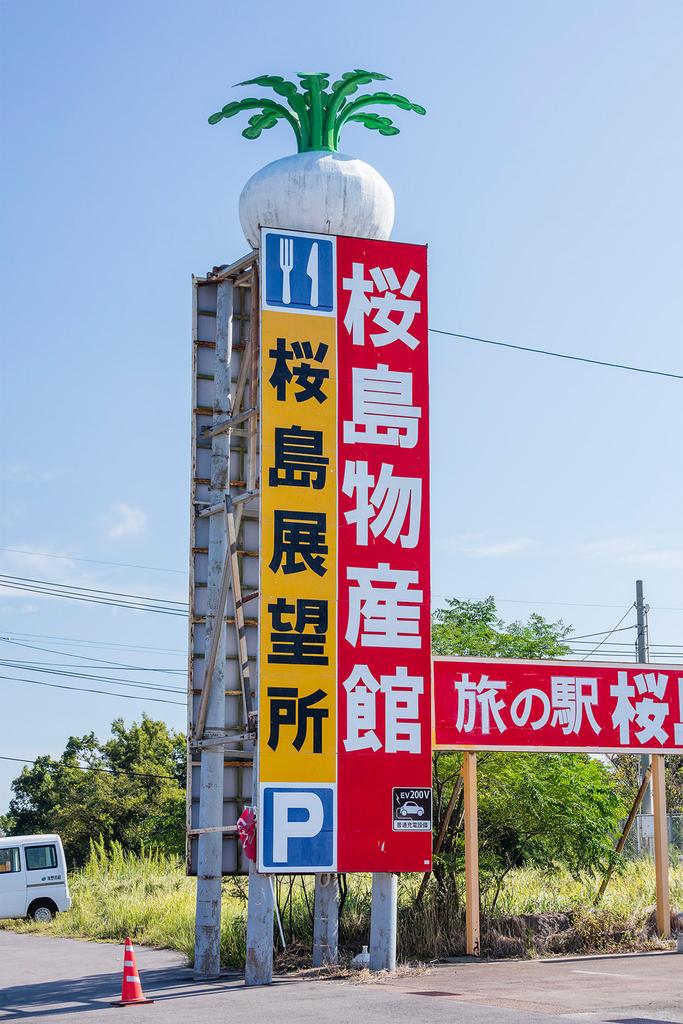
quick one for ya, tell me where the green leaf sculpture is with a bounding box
[208,70,425,152]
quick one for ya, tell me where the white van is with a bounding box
[0,834,71,922]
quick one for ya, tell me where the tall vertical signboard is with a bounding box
[258,227,432,873]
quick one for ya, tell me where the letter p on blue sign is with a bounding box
[259,784,336,872]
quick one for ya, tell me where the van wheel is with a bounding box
[28,900,57,923]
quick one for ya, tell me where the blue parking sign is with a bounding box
[260,784,336,871]
[263,231,335,313]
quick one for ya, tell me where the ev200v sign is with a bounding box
[392,788,432,831]
[257,226,433,874]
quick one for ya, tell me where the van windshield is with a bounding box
[25,845,57,871]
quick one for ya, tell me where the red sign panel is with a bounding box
[336,236,432,872]
[434,657,683,753]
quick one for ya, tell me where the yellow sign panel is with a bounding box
[259,311,337,784]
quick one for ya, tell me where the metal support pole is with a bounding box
[225,497,254,724]
[243,740,276,988]
[652,753,671,937]
[243,265,275,985]
[312,873,339,967]
[194,280,233,980]
[369,873,397,972]
[636,580,653,826]
[463,751,480,957]
[245,739,275,986]
[245,861,275,985]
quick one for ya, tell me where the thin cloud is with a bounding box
[0,465,58,484]
[580,537,683,571]
[103,503,147,540]
[441,534,537,558]
[0,501,25,529]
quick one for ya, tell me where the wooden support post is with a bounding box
[417,773,463,904]
[652,753,670,938]
[595,764,651,904]
[462,751,480,957]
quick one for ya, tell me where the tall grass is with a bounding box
[494,860,683,918]
[0,839,245,966]
[405,862,683,959]
[2,840,680,966]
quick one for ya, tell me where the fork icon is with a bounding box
[279,237,294,304]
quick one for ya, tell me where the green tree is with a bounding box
[609,752,683,818]
[429,598,624,906]
[0,716,186,865]
[432,595,572,659]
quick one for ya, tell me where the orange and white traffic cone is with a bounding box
[111,936,154,1007]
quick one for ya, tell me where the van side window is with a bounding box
[0,847,21,873]
[25,845,57,871]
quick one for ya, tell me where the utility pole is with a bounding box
[635,580,653,844]
[635,579,670,933]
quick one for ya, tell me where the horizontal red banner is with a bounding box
[433,657,683,753]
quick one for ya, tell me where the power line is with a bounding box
[568,639,683,649]
[0,582,186,616]
[569,639,637,646]
[0,575,186,607]
[0,754,179,782]
[431,593,627,610]
[0,673,184,705]
[429,328,683,382]
[5,574,682,621]
[573,638,643,647]
[0,661,184,693]
[566,625,637,641]
[434,594,683,613]
[581,605,636,661]
[0,631,186,656]
[0,576,187,617]
[1,660,185,675]
[0,548,187,576]
[568,652,635,659]
[0,637,185,673]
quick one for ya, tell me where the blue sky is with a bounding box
[1,1,682,810]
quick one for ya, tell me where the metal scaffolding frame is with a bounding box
[186,251,260,977]
[186,246,345,983]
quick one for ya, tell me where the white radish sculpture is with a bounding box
[208,71,426,248]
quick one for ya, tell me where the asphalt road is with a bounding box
[1,932,683,1023]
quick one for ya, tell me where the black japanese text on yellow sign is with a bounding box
[259,311,337,784]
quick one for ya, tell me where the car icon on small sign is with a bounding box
[392,787,432,831]
[399,800,424,817]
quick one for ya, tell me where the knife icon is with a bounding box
[306,243,319,308]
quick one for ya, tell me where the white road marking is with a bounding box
[571,969,630,978]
